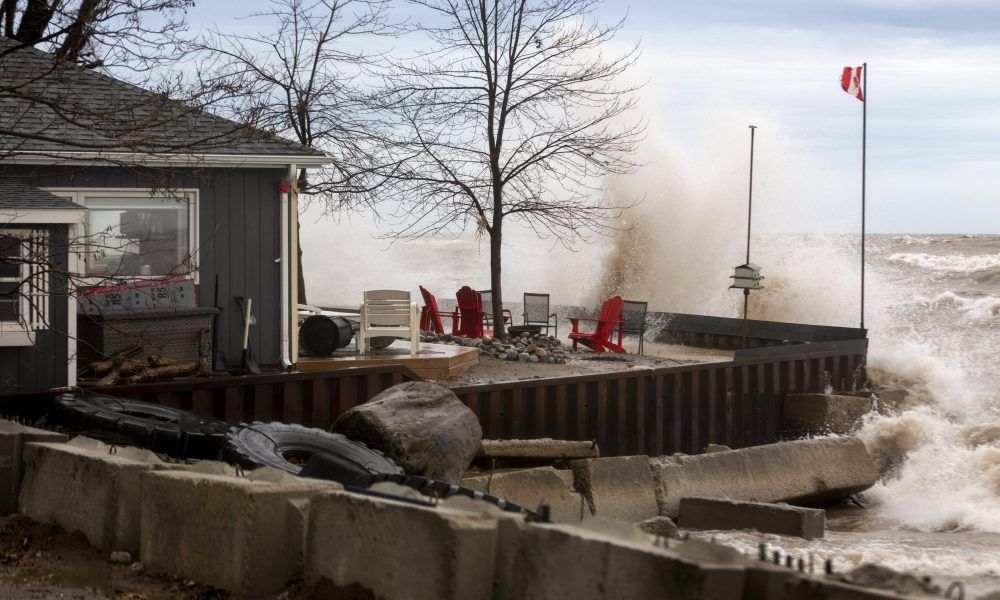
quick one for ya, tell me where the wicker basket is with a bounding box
[78,308,218,364]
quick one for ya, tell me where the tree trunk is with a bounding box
[490,219,505,339]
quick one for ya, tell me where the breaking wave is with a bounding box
[888,252,1000,273]
[913,291,1000,320]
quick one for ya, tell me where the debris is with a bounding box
[332,381,482,483]
[636,516,680,539]
[110,550,131,564]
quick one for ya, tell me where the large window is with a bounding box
[0,230,48,343]
[46,189,198,280]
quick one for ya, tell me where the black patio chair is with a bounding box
[478,289,512,329]
[621,300,649,354]
[523,293,558,337]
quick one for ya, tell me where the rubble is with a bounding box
[420,331,580,364]
[332,381,482,483]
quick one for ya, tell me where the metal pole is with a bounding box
[861,63,867,331]
[743,125,757,349]
[746,125,756,264]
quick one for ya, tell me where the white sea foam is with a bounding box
[889,252,1000,273]
[912,291,1000,319]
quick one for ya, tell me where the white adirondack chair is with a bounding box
[358,289,420,357]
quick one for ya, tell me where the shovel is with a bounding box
[232,296,261,375]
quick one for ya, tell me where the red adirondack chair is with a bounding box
[568,295,626,353]
[454,285,487,338]
[418,286,457,335]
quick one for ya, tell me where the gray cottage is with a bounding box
[1,40,333,394]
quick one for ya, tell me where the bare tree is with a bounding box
[379,0,643,338]
[193,0,397,301]
[0,0,194,70]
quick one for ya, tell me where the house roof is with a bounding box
[0,179,84,210]
[0,38,330,164]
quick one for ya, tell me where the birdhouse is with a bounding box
[730,263,764,290]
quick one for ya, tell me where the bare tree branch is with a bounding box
[377,0,644,337]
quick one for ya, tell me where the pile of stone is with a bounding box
[420,331,576,364]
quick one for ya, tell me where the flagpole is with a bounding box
[861,62,867,331]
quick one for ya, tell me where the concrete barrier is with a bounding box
[783,393,873,436]
[18,437,176,553]
[678,497,825,539]
[305,489,504,600]
[141,468,338,596]
[569,456,659,522]
[650,438,877,518]
[497,521,746,600]
[463,467,586,523]
[0,420,66,516]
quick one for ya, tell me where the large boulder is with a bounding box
[331,381,482,483]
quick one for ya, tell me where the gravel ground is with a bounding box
[444,340,732,386]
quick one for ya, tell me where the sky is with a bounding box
[185,0,1000,234]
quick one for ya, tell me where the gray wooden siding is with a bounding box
[1,165,285,392]
[0,225,69,394]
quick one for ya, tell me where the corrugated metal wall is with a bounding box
[95,339,867,456]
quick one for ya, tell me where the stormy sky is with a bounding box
[190,0,1000,234]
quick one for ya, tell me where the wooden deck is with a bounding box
[294,340,479,379]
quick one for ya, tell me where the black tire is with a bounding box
[375,473,544,522]
[369,336,396,350]
[53,393,229,459]
[224,422,404,480]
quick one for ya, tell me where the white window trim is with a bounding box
[0,229,48,346]
[43,188,200,284]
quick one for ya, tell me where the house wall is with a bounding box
[0,224,69,394]
[1,165,286,387]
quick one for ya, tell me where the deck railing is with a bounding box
[91,338,867,457]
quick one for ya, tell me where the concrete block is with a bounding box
[497,521,745,600]
[305,489,502,600]
[140,469,338,596]
[463,467,587,522]
[479,438,600,459]
[783,393,873,436]
[840,387,910,413]
[0,420,67,516]
[569,455,659,522]
[678,496,825,539]
[18,438,175,553]
[650,437,877,518]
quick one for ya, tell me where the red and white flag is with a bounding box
[841,66,864,101]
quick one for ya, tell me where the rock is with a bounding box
[518,352,530,362]
[636,516,680,539]
[331,381,482,483]
[506,351,519,361]
[703,444,731,454]
[528,355,539,363]
[526,344,537,353]
[110,551,131,564]
[129,561,144,573]
[536,348,548,358]
[839,563,941,595]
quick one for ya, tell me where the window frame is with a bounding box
[0,229,48,346]
[43,188,200,284]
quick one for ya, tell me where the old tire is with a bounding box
[224,422,404,480]
[375,473,544,522]
[52,393,229,459]
[369,336,396,350]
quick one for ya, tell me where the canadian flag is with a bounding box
[841,66,864,101]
